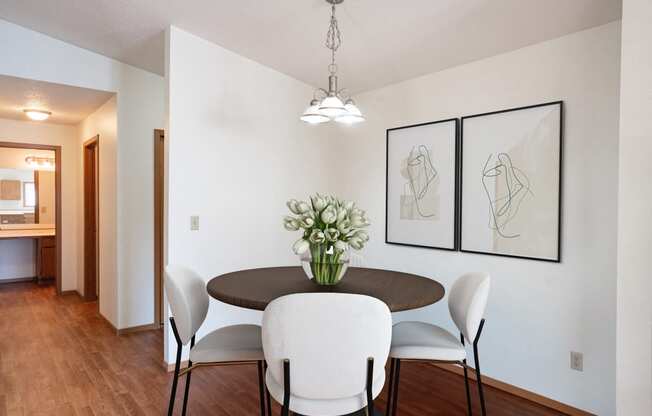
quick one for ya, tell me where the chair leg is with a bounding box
[385,358,396,416]
[473,345,487,416]
[281,359,291,416]
[167,344,181,416]
[181,335,196,416]
[390,359,401,416]
[473,319,487,416]
[264,361,272,416]
[461,333,473,416]
[462,359,473,416]
[257,361,266,416]
[366,357,375,416]
[181,367,193,416]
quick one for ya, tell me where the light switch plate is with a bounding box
[570,351,583,371]
[190,215,199,231]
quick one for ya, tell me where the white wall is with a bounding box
[0,19,166,328]
[616,0,652,414]
[0,118,80,290]
[331,22,620,414]
[165,27,335,362]
[78,96,118,324]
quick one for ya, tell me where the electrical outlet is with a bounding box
[190,215,199,231]
[570,351,583,372]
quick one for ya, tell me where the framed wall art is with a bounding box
[460,101,563,262]
[386,118,459,250]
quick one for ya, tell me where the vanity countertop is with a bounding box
[0,225,55,239]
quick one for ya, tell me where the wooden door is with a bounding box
[154,130,164,326]
[83,137,99,301]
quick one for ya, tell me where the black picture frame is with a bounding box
[459,101,563,262]
[385,118,460,251]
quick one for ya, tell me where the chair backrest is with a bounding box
[262,293,391,400]
[164,265,210,345]
[448,272,491,342]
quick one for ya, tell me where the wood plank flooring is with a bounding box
[0,283,564,415]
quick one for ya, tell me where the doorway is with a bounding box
[0,142,62,293]
[83,136,99,301]
[154,129,164,327]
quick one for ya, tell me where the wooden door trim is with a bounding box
[154,129,164,327]
[0,141,62,294]
[33,170,40,223]
[83,136,99,301]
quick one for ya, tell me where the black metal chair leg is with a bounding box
[257,361,266,416]
[181,367,192,416]
[264,361,272,416]
[168,318,182,416]
[473,345,487,416]
[181,335,196,416]
[366,358,375,416]
[385,358,396,416]
[473,319,487,416]
[461,334,473,416]
[462,359,473,416]
[281,359,290,416]
[390,359,401,416]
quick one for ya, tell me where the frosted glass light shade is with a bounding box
[300,100,329,124]
[318,96,346,118]
[335,100,365,124]
[23,109,51,121]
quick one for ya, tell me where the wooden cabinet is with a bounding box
[37,236,56,282]
[0,180,21,200]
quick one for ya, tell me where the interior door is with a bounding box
[83,137,99,301]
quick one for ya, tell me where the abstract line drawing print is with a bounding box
[400,145,440,220]
[481,152,533,238]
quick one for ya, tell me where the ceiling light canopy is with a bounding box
[300,0,364,125]
[23,109,51,121]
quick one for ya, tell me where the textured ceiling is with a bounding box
[0,75,114,125]
[0,0,622,93]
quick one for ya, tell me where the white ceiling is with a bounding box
[0,75,114,125]
[0,0,621,93]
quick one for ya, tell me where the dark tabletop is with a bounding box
[207,266,445,312]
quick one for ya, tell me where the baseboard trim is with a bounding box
[117,323,161,335]
[431,363,595,416]
[166,360,190,372]
[0,277,37,284]
[96,312,120,335]
[60,289,79,296]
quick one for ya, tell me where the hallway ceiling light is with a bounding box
[300,0,364,125]
[23,109,51,121]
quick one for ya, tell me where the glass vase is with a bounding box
[300,244,349,285]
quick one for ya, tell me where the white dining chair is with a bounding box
[386,272,491,416]
[262,293,392,416]
[165,265,268,416]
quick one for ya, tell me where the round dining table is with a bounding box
[207,266,445,312]
[206,266,445,416]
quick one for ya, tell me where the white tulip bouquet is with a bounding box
[284,193,370,285]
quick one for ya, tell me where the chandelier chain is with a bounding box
[325,4,342,72]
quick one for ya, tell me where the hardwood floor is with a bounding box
[0,283,564,415]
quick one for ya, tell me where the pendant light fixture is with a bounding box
[300,0,364,125]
